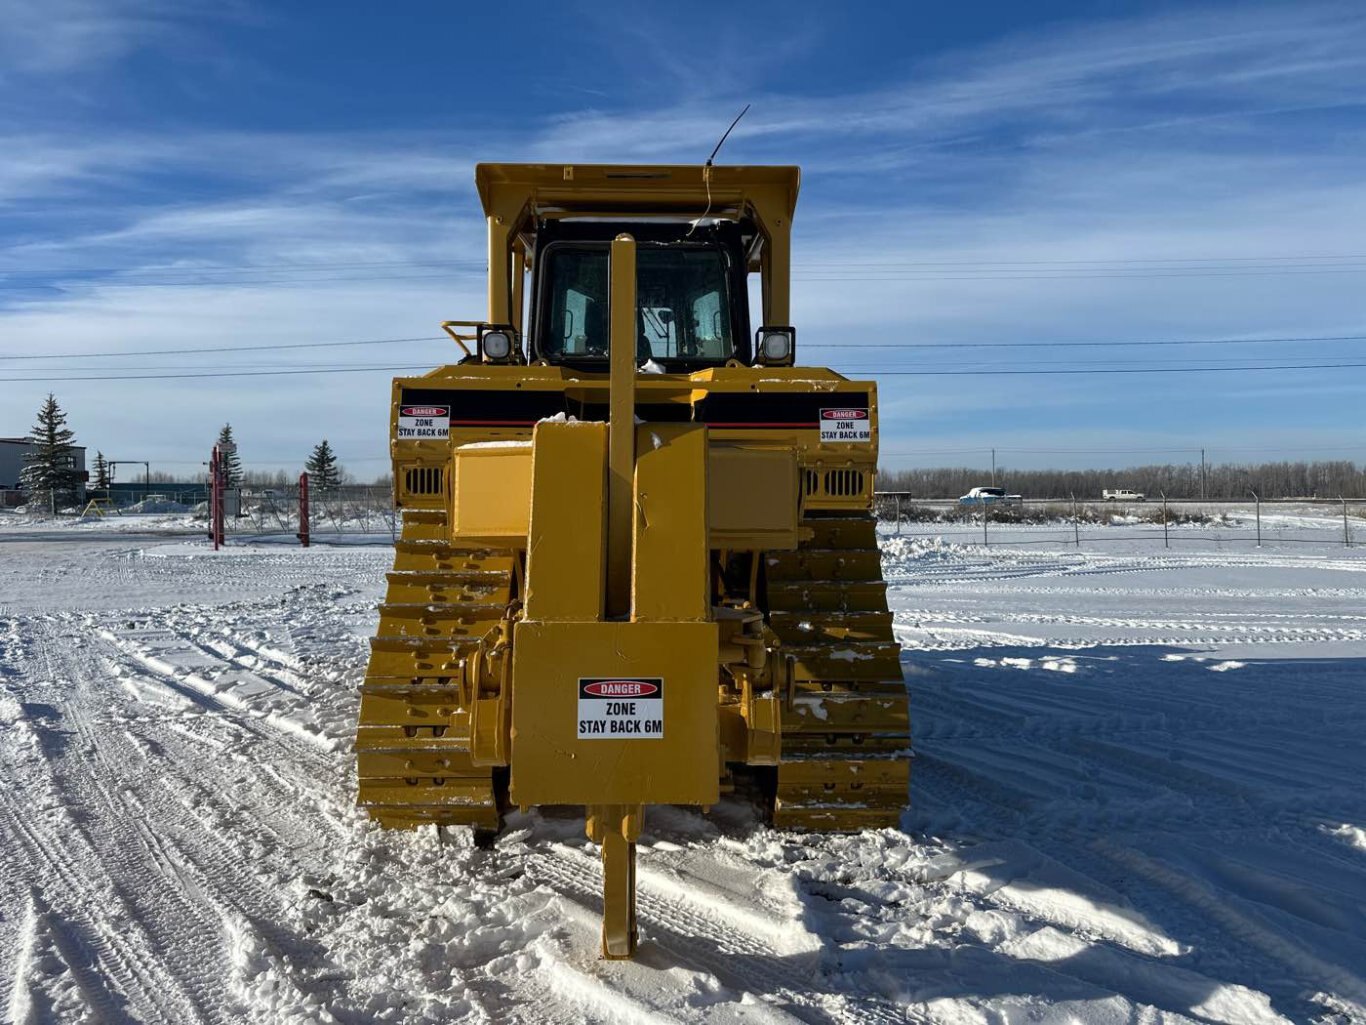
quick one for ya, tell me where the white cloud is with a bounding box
[0,0,221,76]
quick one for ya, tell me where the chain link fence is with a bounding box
[1,483,398,542]
[874,493,1363,549]
[222,485,398,540]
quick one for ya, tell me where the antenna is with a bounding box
[706,104,751,166]
[687,104,751,238]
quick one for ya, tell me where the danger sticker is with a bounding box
[577,678,663,740]
[819,408,871,443]
[397,405,450,440]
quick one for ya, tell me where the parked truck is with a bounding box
[959,486,1022,506]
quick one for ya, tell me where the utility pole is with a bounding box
[1200,448,1206,501]
[991,448,996,486]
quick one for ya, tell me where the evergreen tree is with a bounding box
[216,424,243,489]
[92,451,112,490]
[20,393,82,514]
[305,439,342,491]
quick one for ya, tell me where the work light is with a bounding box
[755,326,796,366]
[480,326,517,363]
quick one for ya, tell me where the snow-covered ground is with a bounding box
[2,526,1364,1023]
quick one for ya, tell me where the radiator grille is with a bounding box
[824,469,865,497]
[404,466,444,496]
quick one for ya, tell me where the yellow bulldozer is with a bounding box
[357,163,909,958]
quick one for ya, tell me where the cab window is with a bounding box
[540,244,734,363]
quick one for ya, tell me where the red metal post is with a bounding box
[210,446,225,550]
[297,472,311,547]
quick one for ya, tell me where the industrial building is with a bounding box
[0,437,87,491]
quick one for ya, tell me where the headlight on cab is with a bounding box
[754,326,796,366]
[479,325,518,364]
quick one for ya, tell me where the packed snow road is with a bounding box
[1,529,1364,1023]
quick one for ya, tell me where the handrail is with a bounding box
[440,320,479,357]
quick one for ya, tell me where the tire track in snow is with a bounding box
[525,845,917,1024]
[0,705,215,1024]
[4,614,363,1024]
[1098,842,1366,1020]
[98,629,339,761]
[94,640,353,845]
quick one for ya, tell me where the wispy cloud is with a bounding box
[0,0,220,76]
[532,4,1366,169]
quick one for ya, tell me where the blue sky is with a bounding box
[2,0,1364,479]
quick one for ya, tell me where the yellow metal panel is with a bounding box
[761,212,791,326]
[606,234,637,620]
[474,163,799,223]
[509,620,719,806]
[708,445,799,550]
[632,424,709,622]
[449,444,531,544]
[523,422,608,622]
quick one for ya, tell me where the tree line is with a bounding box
[9,395,367,513]
[15,393,1363,509]
[213,425,346,491]
[880,460,1366,500]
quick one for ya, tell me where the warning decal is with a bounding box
[577,678,664,740]
[819,408,871,443]
[397,404,450,440]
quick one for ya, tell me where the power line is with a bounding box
[4,332,1363,363]
[0,335,447,361]
[0,258,484,277]
[831,354,1366,370]
[5,266,1362,290]
[0,364,439,383]
[5,360,459,373]
[0,272,474,290]
[811,334,1366,350]
[6,251,1366,275]
[873,362,1366,376]
[4,360,1365,385]
[5,258,1366,291]
[796,253,1366,267]
[4,352,1345,375]
[791,267,1366,282]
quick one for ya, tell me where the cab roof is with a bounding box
[474,163,800,223]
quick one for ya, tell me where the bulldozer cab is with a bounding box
[475,163,799,369]
[531,221,750,369]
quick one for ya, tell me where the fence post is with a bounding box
[1071,492,1079,548]
[210,445,225,550]
[209,448,219,549]
[982,499,989,547]
[1345,496,1351,548]
[895,493,902,535]
[1250,489,1261,548]
[1162,492,1169,549]
[297,472,311,548]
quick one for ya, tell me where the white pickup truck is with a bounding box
[1102,488,1146,502]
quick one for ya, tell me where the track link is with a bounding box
[356,508,510,828]
[765,515,910,830]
